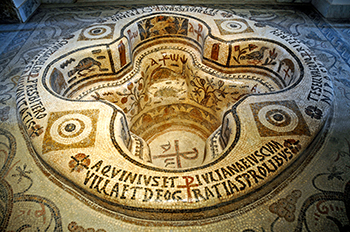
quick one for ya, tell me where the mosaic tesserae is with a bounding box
[16,5,333,225]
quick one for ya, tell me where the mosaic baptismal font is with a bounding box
[15,5,333,226]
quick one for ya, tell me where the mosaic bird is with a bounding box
[68,57,102,77]
[241,46,268,61]
[277,58,295,73]
[149,16,176,36]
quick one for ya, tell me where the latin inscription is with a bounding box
[109,6,219,22]
[270,29,333,106]
[83,140,297,204]
[16,39,69,132]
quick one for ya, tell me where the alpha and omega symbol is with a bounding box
[153,140,199,168]
[250,100,311,137]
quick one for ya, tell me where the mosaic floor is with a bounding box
[0,3,349,231]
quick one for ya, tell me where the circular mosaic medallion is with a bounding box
[220,20,248,33]
[50,114,92,145]
[16,5,333,224]
[258,105,298,133]
[83,25,112,39]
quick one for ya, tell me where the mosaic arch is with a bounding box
[16,5,333,224]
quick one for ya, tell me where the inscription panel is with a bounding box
[16,5,333,223]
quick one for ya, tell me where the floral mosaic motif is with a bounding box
[326,167,344,184]
[283,139,301,154]
[137,16,188,40]
[305,105,323,120]
[314,201,349,231]
[5,2,344,227]
[9,195,63,231]
[68,221,106,232]
[116,77,150,115]
[262,48,278,66]
[94,76,150,116]
[69,153,91,173]
[11,164,32,184]
[0,129,62,231]
[188,69,228,109]
[269,190,302,222]
[293,149,350,232]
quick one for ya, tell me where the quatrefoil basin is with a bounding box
[17,6,333,222]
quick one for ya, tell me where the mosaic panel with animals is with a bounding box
[15,5,333,223]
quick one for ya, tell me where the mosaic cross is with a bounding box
[153,140,198,168]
